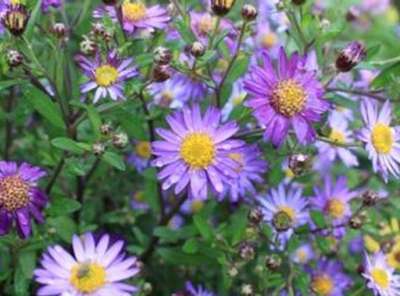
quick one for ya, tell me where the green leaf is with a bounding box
[86,105,102,139]
[51,137,87,154]
[182,238,199,254]
[25,88,65,129]
[102,152,126,171]
[14,266,29,296]
[0,80,25,91]
[229,206,248,245]
[310,210,326,228]
[18,251,36,279]
[48,216,77,243]
[158,247,214,265]
[47,196,81,216]
[193,213,213,241]
[371,62,400,89]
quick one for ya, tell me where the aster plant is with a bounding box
[2,0,400,295]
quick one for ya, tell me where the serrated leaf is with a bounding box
[102,152,126,171]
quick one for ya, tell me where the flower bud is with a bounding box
[265,255,281,271]
[51,22,67,39]
[190,41,206,58]
[2,4,30,36]
[91,22,106,36]
[112,133,129,149]
[102,0,117,5]
[153,46,172,65]
[6,49,23,67]
[100,123,112,136]
[142,282,153,295]
[288,154,311,176]
[335,41,366,72]
[93,143,106,156]
[248,208,263,225]
[346,6,361,22]
[239,242,255,261]
[349,216,363,229]
[240,284,253,296]
[152,64,171,82]
[80,36,97,56]
[241,4,257,21]
[362,190,379,207]
[211,0,235,16]
[227,265,238,277]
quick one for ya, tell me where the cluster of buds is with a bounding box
[335,41,366,72]
[6,49,23,68]
[152,46,173,82]
[2,3,30,36]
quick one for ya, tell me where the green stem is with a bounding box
[370,55,400,66]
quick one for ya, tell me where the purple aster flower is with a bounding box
[363,251,400,296]
[75,50,138,102]
[0,161,47,239]
[310,175,358,238]
[315,111,359,168]
[185,281,215,296]
[291,243,314,264]
[258,183,308,247]
[358,99,400,182]
[220,144,267,202]
[127,140,152,173]
[41,0,62,13]
[309,259,352,296]
[151,105,244,200]
[244,47,329,147]
[34,232,140,296]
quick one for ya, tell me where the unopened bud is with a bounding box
[211,0,236,16]
[93,143,106,156]
[241,4,257,21]
[190,41,206,58]
[228,265,238,277]
[154,46,172,65]
[362,190,379,207]
[80,36,97,56]
[240,284,253,296]
[288,154,311,176]
[92,22,106,36]
[100,123,112,136]
[152,64,171,82]
[336,41,366,72]
[102,0,117,5]
[349,216,363,229]
[239,242,255,261]
[142,282,152,295]
[6,49,23,67]
[2,4,30,36]
[265,255,281,271]
[346,6,361,22]
[248,208,263,225]
[292,0,306,5]
[51,22,67,38]
[112,133,129,149]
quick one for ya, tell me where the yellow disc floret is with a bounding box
[311,275,334,295]
[371,268,389,289]
[70,263,106,293]
[271,79,307,117]
[0,175,30,212]
[135,141,152,159]
[329,129,346,145]
[371,123,393,154]
[180,133,215,169]
[95,65,119,87]
[326,198,345,219]
[122,1,147,22]
[261,32,278,49]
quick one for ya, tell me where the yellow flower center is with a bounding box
[180,133,215,169]
[371,268,389,289]
[271,79,307,117]
[371,123,393,154]
[70,263,106,293]
[326,198,345,219]
[95,65,119,87]
[311,275,334,295]
[328,129,346,145]
[285,168,295,178]
[261,32,278,49]
[273,206,296,231]
[296,249,308,263]
[191,200,204,213]
[122,1,147,22]
[0,175,30,212]
[134,191,145,202]
[160,91,174,106]
[135,141,152,159]
[11,0,22,4]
